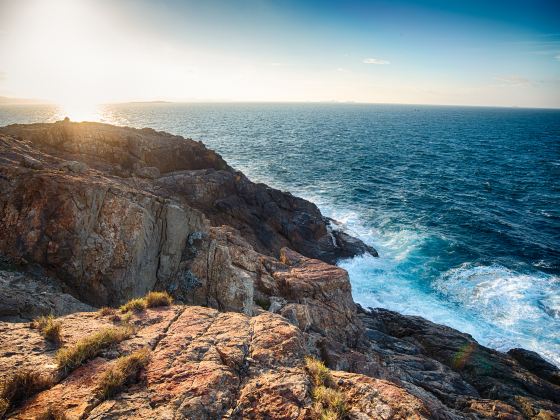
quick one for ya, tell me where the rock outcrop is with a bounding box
[0,121,375,307]
[0,121,558,419]
[2,306,431,419]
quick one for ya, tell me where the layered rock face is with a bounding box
[0,121,558,419]
[0,121,374,306]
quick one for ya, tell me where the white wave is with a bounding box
[433,264,560,364]
[341,242,560,367]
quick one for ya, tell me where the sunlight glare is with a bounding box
[57,101,102,123]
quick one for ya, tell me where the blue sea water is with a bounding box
[1,103,559,365]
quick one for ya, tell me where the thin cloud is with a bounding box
[363,58,390,65]
[494,75,531,86]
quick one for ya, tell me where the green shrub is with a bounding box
[55,325,133,374]
[97,348,150,400]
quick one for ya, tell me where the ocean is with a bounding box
[1,102,559,365]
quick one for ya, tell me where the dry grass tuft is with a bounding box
[313,386,348,419]
[305,356,333,387]
[305,356,348,420]
[55,325,134,374]
[119,298,147,314]
[145,291,173,308]
[31,315,62,343]
[0,370,53,416]
[97,348,150,400]
[120,312,133,324]
[119,291,173,314]
[98,307,116,317]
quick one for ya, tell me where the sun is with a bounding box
[56,100,102,123]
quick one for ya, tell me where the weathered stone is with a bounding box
[58,160,88,174]
[134,166,160,179]
[0,269,94,320]
[20,155,43,170]
[4,306,431,420]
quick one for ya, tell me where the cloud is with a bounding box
[494,75,531,86]
[363,58,390,65]
[555,54,560,61]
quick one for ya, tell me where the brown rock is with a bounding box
[4,305,430,419]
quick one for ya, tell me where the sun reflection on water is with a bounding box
[55,102,103,123]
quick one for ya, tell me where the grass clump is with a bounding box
[0,370,53,416]
[98,307,116,317]
[96,348,150,400]
[55,325,134,374]
[145,291,173,308]
[119,291,174,314]
[119,298,146,314]
[31,315,62,343]
[305,356,333,387]
[313,386,348,419]
[305,356,348,420]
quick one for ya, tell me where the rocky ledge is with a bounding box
[0,121,558,419]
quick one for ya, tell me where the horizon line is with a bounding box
[1,96,559,111]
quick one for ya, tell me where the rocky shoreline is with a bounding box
[0,120,558,419]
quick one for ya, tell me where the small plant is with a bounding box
[313,386,348,419]
[119,298,146,314]
[120,311,133,324]
[305,356,333,387]
[96,349,150,400]
[305,356,348,420]
[55,325,134,374]
[31,315,62,343]
[145,291,173,308]
[0,370,53,416]
[98,307,116,317]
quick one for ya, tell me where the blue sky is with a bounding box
[0,0,559,107]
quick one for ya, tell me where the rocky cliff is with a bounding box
[0,121,558,419]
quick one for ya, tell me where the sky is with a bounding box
[0,0,559,108]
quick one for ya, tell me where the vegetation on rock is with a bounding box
[119,291,173,314]
[98,307,116,317]
[0,369,53,417]
[145,291,173,308]
[31,315,62,343]
[119,298,147,314]
[305,356,348,419]
[97,348,150,400]
[55,325,134,374]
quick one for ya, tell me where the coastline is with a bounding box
[0,120,558,418]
